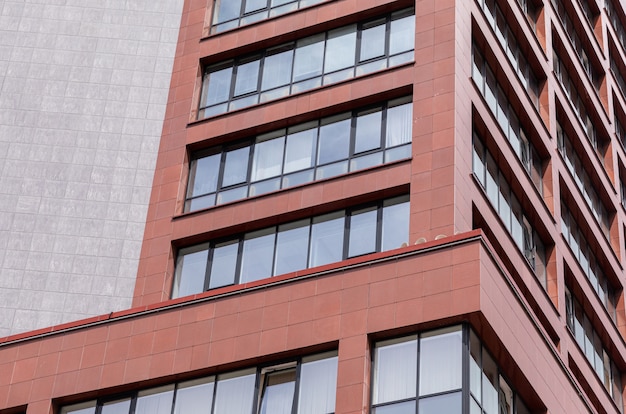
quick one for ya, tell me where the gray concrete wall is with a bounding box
[0,0,184,336]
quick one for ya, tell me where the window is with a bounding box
[553,50,601,156]
[473,132,547,287]
[551,0,601,90]
[556,121,610,238]
[211,0,328,33]
[198,9,415,118]
[61,352,338,414]
[606,0,626,53]
[173,196,409,298]
[472,45,543,194]
[561,204,617,321]
[186,98,412,212]
[371,325,532,414]
[565,286,623,410]
[476,0,541,105]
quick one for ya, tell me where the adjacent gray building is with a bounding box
[0,0,184,336]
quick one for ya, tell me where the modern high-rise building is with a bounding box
[3,0,626,413]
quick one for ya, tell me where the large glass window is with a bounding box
[472,45,543,195]
[174,196,409,298]
[186,98,412,212]
[556,121,610,238]
[371,325,531,414]
[553,51,602,157]
[199,9,415,118]
[606,0,626,54]
[475,0,540,105]
[561,204,617,321]
[211,0,328,34]
[565,286,623,409]
[473,132,547,288]
[61,352,338,414]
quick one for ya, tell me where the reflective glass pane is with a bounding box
[216,186,248,204]
[315,161,348,179]
[284,124,317,173]
[275,220,310,275]
[309,212,345,267]
[372,401,415,414]
[214,370,256,414]
[260,369,296,414]
[382,197,409,251]
[209,241,239,289]
[189,153,220,197]
[419,327,462,396]
[355,110,382,153]
[101,399,131,414]
[234,59,260,96]
[262,49,294,91]
[350,152,383,171]
[389,15,415,55]
[136,386,174,414]
[222,147,250,187]
[203,66,233,107]
[240,228,276,283]
[373,337,417,404]
[418,391,462,414]
[293,35,324,82]
[324,25,357,73]
[214,0,242,23]
[360,22,386,61]
[174,378,215,414]
[348,207,377,257]
[298,354,338,414]
[318,116,350,165]
[173,246,209,298]
[252,135,285,181]
[386,103,412,147]
[245,0,267,13]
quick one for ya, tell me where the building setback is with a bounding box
[2,0,626,413]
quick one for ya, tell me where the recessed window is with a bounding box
[472,132,547,287]
[211,0,328,34]
[186,98,412,212]
[61,352,338,414]
[371,325,532,414]
[198,9,415,118]
[472,45,543,195]
[565,285,623,408]
[172,196,409,298]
